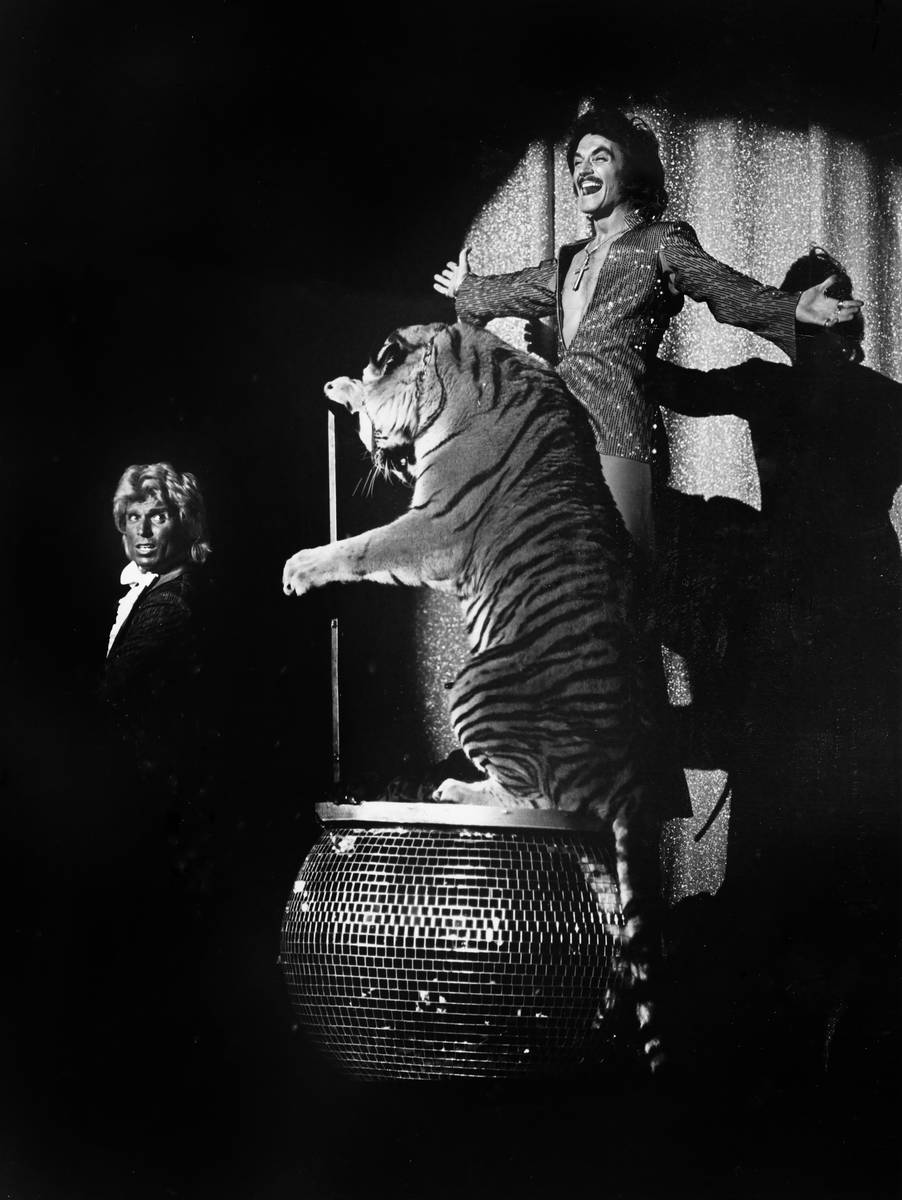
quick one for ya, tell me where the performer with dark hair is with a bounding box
[434,105,863,558]
[432,111,866,1076]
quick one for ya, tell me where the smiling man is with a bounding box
[431,107,865,995]
[434,105,863,556]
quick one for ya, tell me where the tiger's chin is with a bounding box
[431,777,551,809]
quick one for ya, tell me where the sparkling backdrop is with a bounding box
[408,110,901,901]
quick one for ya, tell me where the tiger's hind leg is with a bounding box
[440,659,554,808]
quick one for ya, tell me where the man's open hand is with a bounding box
[796,274,864,327]
[433,247,471,299]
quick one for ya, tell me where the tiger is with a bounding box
[283,319,669,1073]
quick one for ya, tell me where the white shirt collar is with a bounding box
[120,559,158,588]
[107,562,159,656]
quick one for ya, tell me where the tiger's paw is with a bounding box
[432,777,546,808]
[283,546,330,597]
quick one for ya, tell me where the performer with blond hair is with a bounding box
[103,462,217,885]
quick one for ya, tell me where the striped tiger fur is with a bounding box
[283,320,668,1072]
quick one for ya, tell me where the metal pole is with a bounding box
[328,410,341,784]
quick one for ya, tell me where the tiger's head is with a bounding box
[324,323,449,483]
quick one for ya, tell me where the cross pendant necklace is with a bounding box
[572,229,621,291]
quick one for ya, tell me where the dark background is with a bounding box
[2,1,901,1197]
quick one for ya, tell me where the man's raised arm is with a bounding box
[433,246,557,325]
[660,222,863,363]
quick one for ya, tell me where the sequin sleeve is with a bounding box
[661,223,800,362]
[455,259,557,325]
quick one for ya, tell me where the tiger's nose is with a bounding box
[324,376,364,412]
[324,377,346,405]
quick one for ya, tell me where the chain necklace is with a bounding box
[571,228,624,290]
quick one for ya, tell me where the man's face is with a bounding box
[122,496,186,574]
[572,134,628,218]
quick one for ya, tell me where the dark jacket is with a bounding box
[103,567,214,796]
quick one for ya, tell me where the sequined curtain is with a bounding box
[410,111,902,900]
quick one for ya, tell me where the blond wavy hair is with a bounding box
[112,462,212,564]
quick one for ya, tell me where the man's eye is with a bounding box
[151,513,169,525]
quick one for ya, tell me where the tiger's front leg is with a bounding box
[282,512,459,596]
[281,544,345,597]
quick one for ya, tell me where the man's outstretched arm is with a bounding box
[660,223,863,363]
[433,246,557,325]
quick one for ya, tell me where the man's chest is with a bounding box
[561,251,607,339]
[560,240,663,346]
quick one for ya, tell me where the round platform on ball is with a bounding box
[315,799,609,832]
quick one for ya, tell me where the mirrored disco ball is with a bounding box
[280,802,625,1080]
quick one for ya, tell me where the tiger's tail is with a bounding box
[606,801,671,1076]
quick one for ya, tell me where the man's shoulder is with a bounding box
[614,218,698,253]
[648,217,696,240]
[148,566,206,602]
[134,570,203,624]
[144,578,193,608]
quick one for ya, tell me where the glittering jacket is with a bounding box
[455,210,800,464]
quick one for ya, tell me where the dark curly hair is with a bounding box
[780,246,864,364]
[565,106,668,223]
